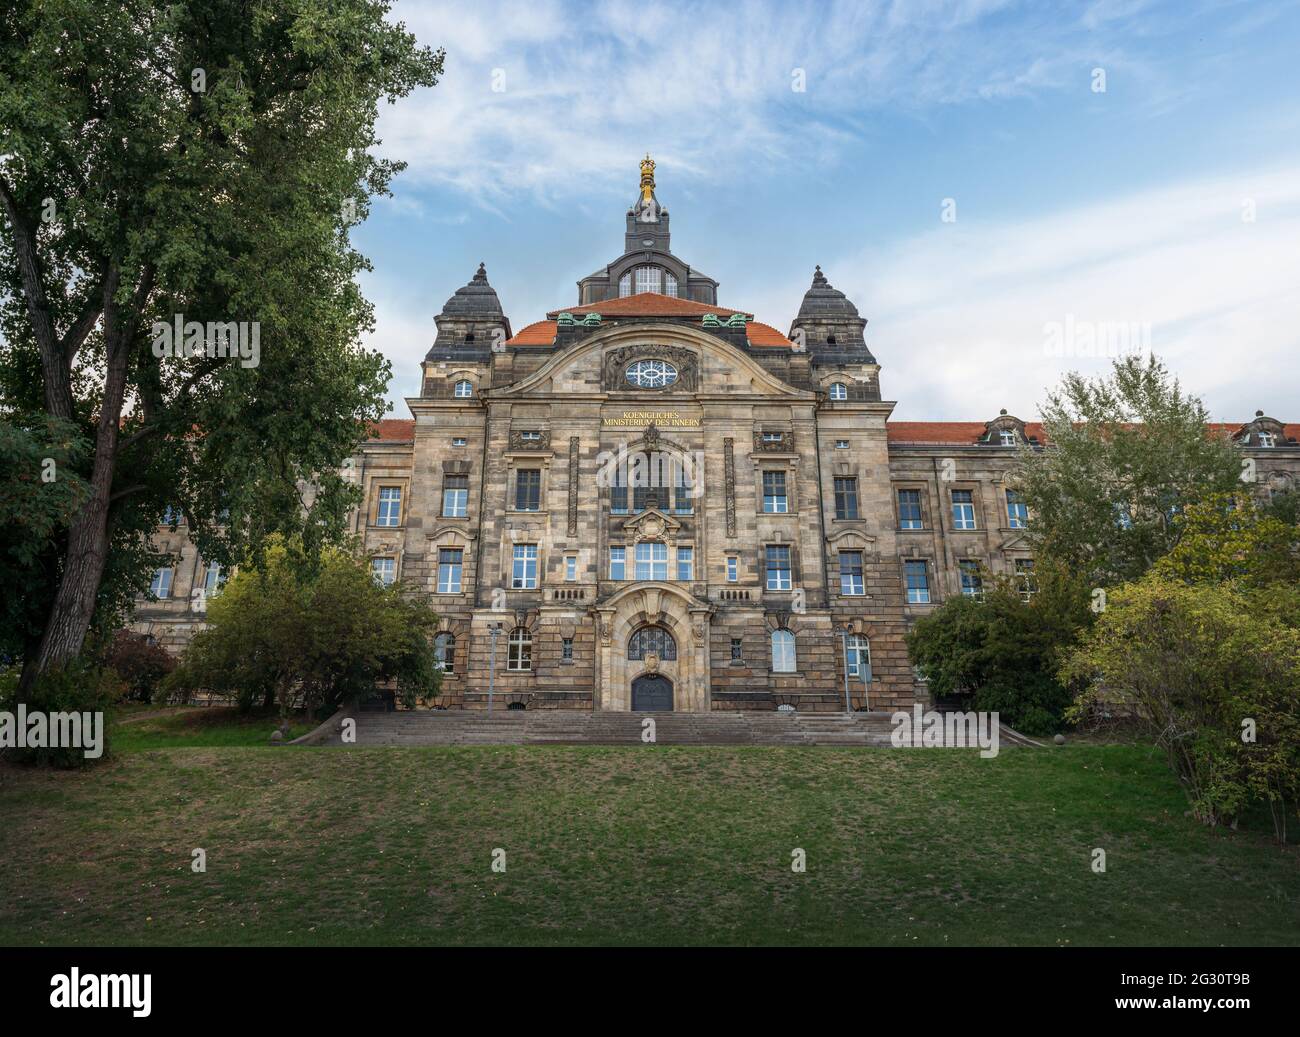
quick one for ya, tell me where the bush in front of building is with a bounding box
[164,538,442,722]
[101,630,176,703]
[0,659,121,768]
[906,574,1088,736]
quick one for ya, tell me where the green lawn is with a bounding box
[110,706,313,751]
[1,742,1297,946]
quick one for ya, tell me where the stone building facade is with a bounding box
[130,157,1300,713]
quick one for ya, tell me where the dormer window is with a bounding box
[999,430,1016,446]
[1258,432,1276,448]
[454,380,473,398]
[829,383,848,400]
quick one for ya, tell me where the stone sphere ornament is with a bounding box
[1053,733,1066,745]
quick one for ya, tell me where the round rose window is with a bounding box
[625,359,678,388]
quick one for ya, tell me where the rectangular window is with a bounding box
[150,568,173,598]
[839,551,864,595]
[835,439,849,449]
[519,430,542,443]
[904,560,930,603]
[451,437,468,447]
[898,489,923,529]
[371,558,395,587]
[672,468,693,515]
[952,490,976,530]
[761,431,784,444]
[730,638,743,662]
[515,469,541,511]
[562,637,574,661]
[834,477,859,520]
[512,544,538,589]
[1006,489,1027,529]
[611,476,628,514]
[443,475,468,517]
[609,546,626,581]
[202,563,225,596]
[726,556,738,583]
[762,470,789,513]
[565,556,577,582]
[846,636,871,681]
[1016,558,1037,601]
[635,266,661,294]
[437,549,463,593]
[634,542,668,581]
[959,560,983,599]
[376,486,402,527]
[765,545,792,591]
[676,547,693,582]
[160,506,180,526]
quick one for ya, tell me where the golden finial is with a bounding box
[640,153,656,205]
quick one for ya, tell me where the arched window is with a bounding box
[771,629,797,673]
[845,634,870,681]
[628,626,677,661]
[434,633,455,674]
[635,266,662,294]
[507,627,532,671]
[829,382,848,401]
[664,271,678,298]
[454,379,473,398]
[619,272,632,297]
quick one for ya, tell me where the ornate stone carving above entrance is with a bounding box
[602,344,699,392]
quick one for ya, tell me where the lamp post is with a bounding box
[487,623,502,714]
[837,628,852,715]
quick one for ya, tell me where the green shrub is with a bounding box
[0,661,120,768]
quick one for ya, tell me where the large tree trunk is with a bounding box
[18,286,132,698]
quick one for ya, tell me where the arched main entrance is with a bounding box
[631,673,674,712]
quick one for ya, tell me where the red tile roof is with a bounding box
[367,419,415,442]
[507,316,793,349]
[545,292,751,320]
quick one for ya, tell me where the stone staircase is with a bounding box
[326,710,900,747]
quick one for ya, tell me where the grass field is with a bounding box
[2,735,1297,947]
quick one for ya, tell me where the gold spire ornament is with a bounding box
[640,153,656,205]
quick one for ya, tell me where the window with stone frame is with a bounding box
[442,475,469,517]
[765,545,792,590]
[839,551,865,595]
[904,559,930,603]
[515,469,542,511]
[834,477,859,519]
[512,544,538,589]
[1005,489,1028,529]
[437,549,463,593]
[951,489,977,530]
[959,560,984,599]
[434,632,455,674]
[507,627,532,671]
[375,485,403,527]
[1015,558,1037,601]
[634,541,668,580]
[771,629,797,672]
[762,470,789,513]
[897,488,924,529]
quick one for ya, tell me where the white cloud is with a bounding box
[842,161,1300,421]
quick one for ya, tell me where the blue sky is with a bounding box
[359,0,1300,422]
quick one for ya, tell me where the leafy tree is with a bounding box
[165,540,441,720]
[1063,577,1300,840]
[1015,355,1241,588]
[905,570,1088,735]
[101,628,177,703]
[0,1,443,695]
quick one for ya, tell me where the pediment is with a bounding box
[620,507,681,542]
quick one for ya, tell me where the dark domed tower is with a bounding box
[424,262,513,364]
[788,265,873,363]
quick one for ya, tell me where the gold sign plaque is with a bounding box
[603,409,700,428]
